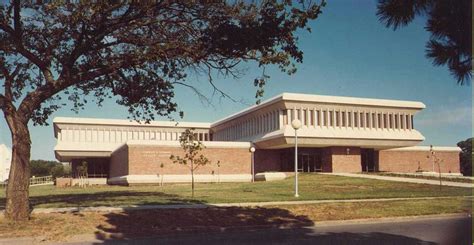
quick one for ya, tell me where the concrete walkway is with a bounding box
[24,195,472,214]
[324,173,473,188]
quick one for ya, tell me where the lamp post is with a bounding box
[250,146,256,182]
[291,119,302,197]
[430,145,434,172]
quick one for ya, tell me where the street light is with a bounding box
[430,145,435,172]
[291,119,302,197]
[249,146,256,182]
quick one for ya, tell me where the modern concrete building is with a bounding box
[0,144,12,182]
[53,93,461,185]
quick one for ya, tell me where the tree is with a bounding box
[457,138,472,176]
[170,129,212,197]
[376,0,472,85]
[30,159,62,177]
[0,1,325,220]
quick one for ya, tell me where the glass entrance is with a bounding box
[298,153,322,172]
[361,149,375,172]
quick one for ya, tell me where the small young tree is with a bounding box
[170,129,211,197]
[76,161,88,188]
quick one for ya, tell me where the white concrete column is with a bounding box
[401,113,405,130]
[408,114,412,130]
[345,110,349,127]
[325,109,329,128]
[338,110,342,128]
[306,108,311,127]
[396,113,400,130]
[331,109,335,128]
[278,109,284,129]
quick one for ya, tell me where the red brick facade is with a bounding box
[107,144,460,181]
[110,144,251,178]
[378,150,460,173]
[253,147,460,174]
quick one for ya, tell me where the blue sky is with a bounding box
[0,0,471,160]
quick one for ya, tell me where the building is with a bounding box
[53,93,461,185]
[0,144,12,182]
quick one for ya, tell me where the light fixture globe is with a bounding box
[249,146,256,153]
[291,119,302,130]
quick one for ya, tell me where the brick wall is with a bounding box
[110,145,129,178]
[330,147,362,173]
[126,145,251,176]
[254,149,282,173]
[378,150,460,173]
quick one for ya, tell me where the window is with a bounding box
[310,110,314,126]
[335,111,340,127]
[372,113,376,129]
[329,111,334,126]
[359,112,364,128]
[378,113,382,129]
[411,115,414,129]
[366,113,370,128]
[406,115,410,129]
[348,112,352,127]
[342,112,346,127]
[323,110,327,126]
[395,114,399,129]
[389,114,393,129]
[383,114,387,128]
[317,110,321,126]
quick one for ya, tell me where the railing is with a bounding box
[0,175,54,190]
[29,175,54,186]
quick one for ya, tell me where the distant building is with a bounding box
[0,144,12,182]
[53,93,461,185]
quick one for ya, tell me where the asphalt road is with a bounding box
[66,215,473,245]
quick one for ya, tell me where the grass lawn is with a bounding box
[0,197,470,242]
[0,174,471,209]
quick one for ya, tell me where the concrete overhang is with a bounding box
[251,127,425,150]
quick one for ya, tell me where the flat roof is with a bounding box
[53,117,211,128]
[211,92,426,127]
[54,93,426,130]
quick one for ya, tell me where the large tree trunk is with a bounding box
[4,113,31,221]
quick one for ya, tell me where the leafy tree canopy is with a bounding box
[0,1,325,221]
[377,0,472,85]
[29,159,62,177]
[0,1,326,125]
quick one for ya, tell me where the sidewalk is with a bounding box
[26,195,472,214]
[323,173,473,188]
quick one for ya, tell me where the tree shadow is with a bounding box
[91,207,444,245]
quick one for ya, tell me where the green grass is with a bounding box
[0,174,471,209]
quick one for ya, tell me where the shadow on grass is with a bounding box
[92,207,442,245]
[0,190,206,210]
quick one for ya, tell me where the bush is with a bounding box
[457,138,472,176]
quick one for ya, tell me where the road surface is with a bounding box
[53,214,474,244]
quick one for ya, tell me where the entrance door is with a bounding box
[298,154,308,172]
[361,149,375,172]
